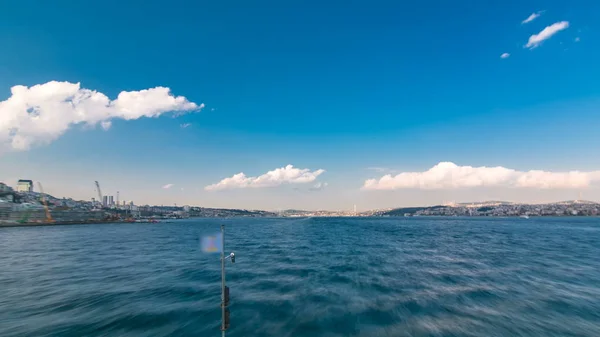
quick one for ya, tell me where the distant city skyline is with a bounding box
[0,177,595,212]
[2,1,600,210]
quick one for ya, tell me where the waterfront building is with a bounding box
[17,180,33,193]
[0,200,11,221]
[0,183,13,193]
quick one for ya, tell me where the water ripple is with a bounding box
[1,217,599,336]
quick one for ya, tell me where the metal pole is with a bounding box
[221,224,226,337]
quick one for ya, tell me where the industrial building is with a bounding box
[0,201,105,224]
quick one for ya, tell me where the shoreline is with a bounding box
[0,220,124,228]
[2,215,599,228]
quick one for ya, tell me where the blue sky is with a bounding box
[2,0,600,210]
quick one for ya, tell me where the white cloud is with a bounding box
[162,184,174,189]
[0,81,201,153]
[367,167,393,173]
[575,37,580,42]
[362,162,600,190]
[205,165,325,191]
[525,21,569,49]
[309,182,328,191]
[180,123,192,128]
[522,11,542,24]
[100,121,112,130]
[500,53,510,59]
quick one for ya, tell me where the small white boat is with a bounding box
[520,215,529,219]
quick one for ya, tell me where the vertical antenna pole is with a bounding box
[221,224,226,337]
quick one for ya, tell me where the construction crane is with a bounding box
[37,182,54,223]
[95,181,104,208]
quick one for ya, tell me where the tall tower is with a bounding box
[353,204,357,215]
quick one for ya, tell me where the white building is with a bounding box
[17,180,33,193]
[0,183,12,193]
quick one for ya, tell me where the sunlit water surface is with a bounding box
[1,217,599,336]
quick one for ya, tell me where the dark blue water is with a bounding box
[1,217,599,337]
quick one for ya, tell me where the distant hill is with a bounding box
[383,205,447,216]
[189,207,276,217]
[555,200,598,205]
[281,209,311,214]
[381,200,600,217]
[454,201,513,206]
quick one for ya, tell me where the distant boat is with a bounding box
[520,215,529,219]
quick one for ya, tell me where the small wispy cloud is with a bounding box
[368,167,390,173]
[500,53,510,59]
[162,184,174,189]
[525,21,569,49]
[574,37,581,42]
[180,123,192,129]
[100,121,112,130]
[309,182,328,191]
[367,167,399,174]
[522,11,543,24]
